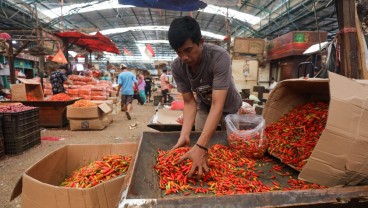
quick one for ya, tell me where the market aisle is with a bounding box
[0,101,157,207]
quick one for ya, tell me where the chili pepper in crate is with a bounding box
[60,154,131,188]
[266,102,329,171]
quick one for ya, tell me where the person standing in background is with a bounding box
[144,71,153,102]
[50,65,72,94]
[160,67,170,104]
[116,67,138,120]
[268,77,277,91]
[137,73,146,104]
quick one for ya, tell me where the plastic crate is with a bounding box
[4,130,41,155]
[3,120,39,140]
[0,138,4,158]
[2,108,39,140]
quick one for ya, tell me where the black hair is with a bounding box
[168,16,202,50]
[59,65,67,70]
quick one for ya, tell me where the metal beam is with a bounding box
[261,1,330,37]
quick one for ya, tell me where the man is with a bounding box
[268,77,277,91]
[50,65,70,94]
[168,16,242,177]
[144,71,153,102]
[116,66,138,120]
[160,67,170,104]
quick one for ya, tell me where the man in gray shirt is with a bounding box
[168,16,242,178]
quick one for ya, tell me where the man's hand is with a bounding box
[172,135,190,149]
[177,145,209,178]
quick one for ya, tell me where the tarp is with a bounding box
[55,31,120,54]
[118,0,207,11]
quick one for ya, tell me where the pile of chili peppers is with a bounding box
[154,144,327,196]
[72,99,97,107]
[227,131,268,159]
[60,154,131,188]
[26,94,38,101]
[49,93,72,101]
[265,102,329,171]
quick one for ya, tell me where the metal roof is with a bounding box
[0,0,338,61]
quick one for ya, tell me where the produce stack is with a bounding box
[0,104,40,154]
[65,75,116,100]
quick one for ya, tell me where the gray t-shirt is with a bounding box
[171,43,242,114]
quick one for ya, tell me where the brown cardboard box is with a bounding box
[108,97,118,104]
[69,112,113,131]
[10,78,44,101]
[91,100,114,109]
[263,72,368,186]
[69,117,107,130]
[10,143,137,208]
[233,37,265,54]
[67,103,111,119]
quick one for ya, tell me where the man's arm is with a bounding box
[116,84,122,96]
[172,92,197,148]
[197,89,227,147]
[177,89,227,178]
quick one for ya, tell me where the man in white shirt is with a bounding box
[268,77,277,91]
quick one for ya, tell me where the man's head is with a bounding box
[168,16,204,67]
[120,64,127,70]
[59,65,67,73]
[162,67,168,74]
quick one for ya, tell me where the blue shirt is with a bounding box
[118,71,137,95]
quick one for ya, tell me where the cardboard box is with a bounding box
[233,37,265,54]
[108,97,118,104]
[67,103,111,119]
[11,143,137,208]
[10,78,44,101]
[263,72,368,186]
[91,100,114,109]
[69,112,112,131]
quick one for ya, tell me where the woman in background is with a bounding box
[137,73,146,104]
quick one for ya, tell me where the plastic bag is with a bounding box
[225,114,268,158]
[238,101,256,114]
[171,100,184,110]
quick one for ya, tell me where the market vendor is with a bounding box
[50,65,72,94]
[168,16,242,177]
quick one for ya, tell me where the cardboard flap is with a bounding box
[329,72,368,104]
[10,175,23,201]
[10,84,26,101]
[17,78,40,85]
[98,103,112,114]
[299,72,368,186]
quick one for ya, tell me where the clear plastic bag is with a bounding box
[225,114,268,158]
